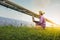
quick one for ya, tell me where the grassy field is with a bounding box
[0,25,60,40]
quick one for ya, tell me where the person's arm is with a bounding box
[32,16,35,22]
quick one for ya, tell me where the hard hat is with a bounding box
[39,10,45,15]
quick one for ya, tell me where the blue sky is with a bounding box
[0,0,60,26]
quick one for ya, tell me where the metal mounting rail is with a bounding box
[0,0,56,24]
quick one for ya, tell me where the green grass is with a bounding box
[0,25,60,40]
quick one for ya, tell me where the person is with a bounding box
[32,11,46,29]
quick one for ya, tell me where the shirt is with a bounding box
[39,15,46,27]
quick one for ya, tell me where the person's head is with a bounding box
[39,11,45,16]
